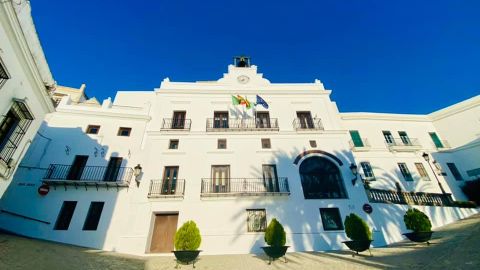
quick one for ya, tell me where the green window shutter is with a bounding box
[429,132,444,148]
[349,131,364,147]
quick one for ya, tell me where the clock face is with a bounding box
[237,75,250,84]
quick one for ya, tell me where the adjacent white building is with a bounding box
[0,0,55,196]
[0,57,478,256]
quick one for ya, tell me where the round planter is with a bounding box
[342,240,372,255]
[172,250,201,267]
[403,231,434,244]
[262,246,289,264]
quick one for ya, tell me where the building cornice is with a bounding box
[340,112,430,122]
[55,107,151,121]
[428,95,480,121]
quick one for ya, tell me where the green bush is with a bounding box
[264,218,286,247]
[403,208,432,232]
[174,221,201,251]
[344,213,372,241]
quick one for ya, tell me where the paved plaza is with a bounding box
[1,213,479,270]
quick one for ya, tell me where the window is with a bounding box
[262,164,279,192]
[247,209,266,232]
[320,208,344,231]
[0,57,10,89]
[256,112,271,128]
[360,162,375,180]
[429,132,444,148]
[398,131,411,145]
[447,163,463,181]
[83,202,105,231]
[398,163,413,181]
[309,140,317,148]
[211,165,230,193]
[54,201,77,230]
[349,130,364,147]
[383,131,394,144]
[117,127,131,136]
[296,111,314,129]
[299,156,347,199]
[217,139,227,149]
[213,111,229,128]
[162,166,179,194]
[169,139,179,149]
[261,138,271,149]
[86,125,100,134]
[415,163,430,181]
[0,100,33,165]
[172,111,186,129]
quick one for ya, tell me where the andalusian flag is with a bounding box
[231,95,240,105]
[233,95,252,109]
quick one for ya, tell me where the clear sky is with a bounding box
[31,0,479,114]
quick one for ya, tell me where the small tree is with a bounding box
[344,213,372,241]
[174,221,201,251]
[264,218,286,247]
[403,208,432,232]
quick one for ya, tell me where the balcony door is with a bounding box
[263,164,279,192]
[398,131,411,145]
[66,155,88,180]
[212,165,230,193]
[429,132,444,148]
[296,111,314,129]
[172,111,186,129]
[103,157,123,182]
[256,112,271,128]
[162,166,178,194]
[213,112,229,128]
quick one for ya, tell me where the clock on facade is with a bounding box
[237,75,250,84]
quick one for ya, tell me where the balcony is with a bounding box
[386,138,422,152]
[201,177,290,197]
[292,118,324,131]
[366,188,453,206]
[206,118,279,132]
[349,138,371,151]
[43,164,133,189]
[161,119,192,131]
[148,179,185,198]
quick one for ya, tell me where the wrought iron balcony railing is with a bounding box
[148,179,185,198]
[385,138,422,151]
[292,118,324,131]
[43,164,133,188]
[349,138,371,151]
[200,177,290,197]
[365,188,453,207]
[161,119,192,131]
[206,118,279,132]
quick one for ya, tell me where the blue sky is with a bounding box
[32,0,479,114]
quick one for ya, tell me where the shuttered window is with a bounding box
[349,130,364,147]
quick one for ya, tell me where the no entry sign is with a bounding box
[38,184,50,196]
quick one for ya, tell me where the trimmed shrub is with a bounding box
[264,218,286,247]
[461,179,480,205]
[174,221,201,251]
[403,208,432,232]
[344,213,372,241]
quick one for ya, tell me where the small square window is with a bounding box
[117,127,131,137]
[261,138,271,149]
[218,139,227,149]
[86,125,100,134]
[169,139,179,149]
[309,140,317,148]
[320,208,344,231]
[247,209,267,232]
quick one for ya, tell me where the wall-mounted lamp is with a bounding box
[134,164,142,187]
[421,152,446,194]
[350,163,359,186]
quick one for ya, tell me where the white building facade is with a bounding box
[0,1,55,196]
[0,57,478,256]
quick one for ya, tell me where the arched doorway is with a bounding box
[299,156,347,199]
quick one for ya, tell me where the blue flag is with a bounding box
[256,95,269,109]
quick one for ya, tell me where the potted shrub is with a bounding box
[262,218,289,264]
[172,221,202,268]
[403,208,433,244]
[342,213,373,256]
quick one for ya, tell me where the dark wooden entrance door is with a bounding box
[67,155,88,180]
[149,213,179,253]
[103,157,123,182]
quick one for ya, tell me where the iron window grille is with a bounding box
[320,208,344,231]
[0,99,34,166]
[247,209,267,232]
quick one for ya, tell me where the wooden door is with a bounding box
[263,164,279,192]
[213,112,229,128]
[212,165,230,193]
[161,166,178,194]
[256,112,271,128]
[149,213,179,253]
[67,155,88,180]
[172,111,186,129]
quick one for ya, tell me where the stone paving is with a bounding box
[1,213,480,269]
